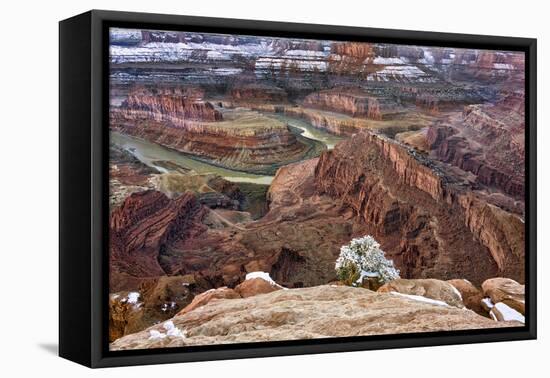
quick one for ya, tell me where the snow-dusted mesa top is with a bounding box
[245,271,286,289]
[372,57,405,65]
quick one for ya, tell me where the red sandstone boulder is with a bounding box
[378,279,464,308]
[235,277,282,298]
[482,278,525,315]
[177,287,241,315]
[447,279,486,315]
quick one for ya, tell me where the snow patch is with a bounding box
[375,65,426,78]
[481,297,494,309]
[209,68,243,76]
[245,271,286,289]
[423,50,435,64]
[255,57,328,73]
[161,302,177,312]
[372,57,405,65]
[148,321,187,340]
[390,292,449,307]
[285,49,327,57]
[110,40,274,64]
[127,292,140,304]
[163,320,175,331]
[355,270,380,285]
[493,302,525,323]
[493,63,514,70]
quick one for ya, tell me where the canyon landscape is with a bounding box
[108,27,526,350]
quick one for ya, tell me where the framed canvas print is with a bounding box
[59,10,536,368]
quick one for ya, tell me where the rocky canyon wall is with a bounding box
[314,131,524,283]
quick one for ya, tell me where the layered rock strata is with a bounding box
[230,84,288,103]
[302,88,389,120]
[111,90,321,174]
[314,131,524,284]
[109,190,208,287]
[426,97,525,199]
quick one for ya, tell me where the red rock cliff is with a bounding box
[110,191,208,287]
[303,89,383,120]
[314,131,524,283]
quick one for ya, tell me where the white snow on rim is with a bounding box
[390,292,449,307]
[481,297,494,309]
[493,302,525,323]
[245,271,286,289]
[355,270,380,285]
[372,57,405,65]
[127,292,140,304]
[148,321,187,340]
[148,329,166,340]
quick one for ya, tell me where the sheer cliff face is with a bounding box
[110,191,208,283]
[314,132,524,284]
[426,96,525,200]
[123,94,223,122]
[303,89,385,120]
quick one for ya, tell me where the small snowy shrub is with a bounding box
[335,235,400,286]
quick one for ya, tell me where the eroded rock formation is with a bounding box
[314,131,524,284]
[303,88,387,120]
[426,97,525,199]
[111,89,322,175]
[110,190,208,288]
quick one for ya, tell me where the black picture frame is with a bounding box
[59,9,537,368]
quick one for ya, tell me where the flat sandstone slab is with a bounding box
[110,285,521,350]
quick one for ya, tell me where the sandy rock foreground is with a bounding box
[110,285,521,351]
